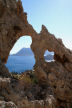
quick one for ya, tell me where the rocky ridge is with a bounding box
[0,0,72,108]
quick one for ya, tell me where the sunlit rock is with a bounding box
[0,0,72,108]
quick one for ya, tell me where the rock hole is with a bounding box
[53,85,56,89]
[6,36,36,73]
[13,25,21,31]
[44,50,54,62]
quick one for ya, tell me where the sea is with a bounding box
[6,56,35,73]
[5,55,54,73]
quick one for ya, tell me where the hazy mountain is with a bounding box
[12,48,34,56]
[44,54,54,61]
[11,48,54,61]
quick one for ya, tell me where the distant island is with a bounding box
[11,48,34,56]
[44,54,54,61]
[11,48,54,61]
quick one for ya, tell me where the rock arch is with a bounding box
[0,0,72,106]
[0,0,72,64]
[6,35,36,72]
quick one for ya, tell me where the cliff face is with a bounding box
[0,0,72,108]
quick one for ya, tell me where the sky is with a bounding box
[10,0,72,54]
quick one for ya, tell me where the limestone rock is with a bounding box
[0,0,72,107]
[0,101,17,108]
[16,96,58,108]
[0,60,11,77]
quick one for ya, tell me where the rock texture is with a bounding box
[0,0,72,108]
[0,76,58,108]
[0,59,11,77]
[0,101,17,108]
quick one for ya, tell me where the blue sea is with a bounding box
[6,56,35,73]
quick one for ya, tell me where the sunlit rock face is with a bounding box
[0,0,35,63]
[0,0,72,108]
[0,101,17,108]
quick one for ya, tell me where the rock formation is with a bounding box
[0,0,72,108]
[0,59,11,77]
[0,101,17,108]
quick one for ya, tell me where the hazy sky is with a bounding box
[10,0,72,54]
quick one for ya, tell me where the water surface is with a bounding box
[6,56,35,73]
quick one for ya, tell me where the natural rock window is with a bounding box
[44,50,54,62]
[6,36,35,73]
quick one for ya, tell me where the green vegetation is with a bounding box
[11,71,20,79]
[11,71,39,85]
[71,103,72,108]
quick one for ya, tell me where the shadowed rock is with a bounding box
[0,59,11,77]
